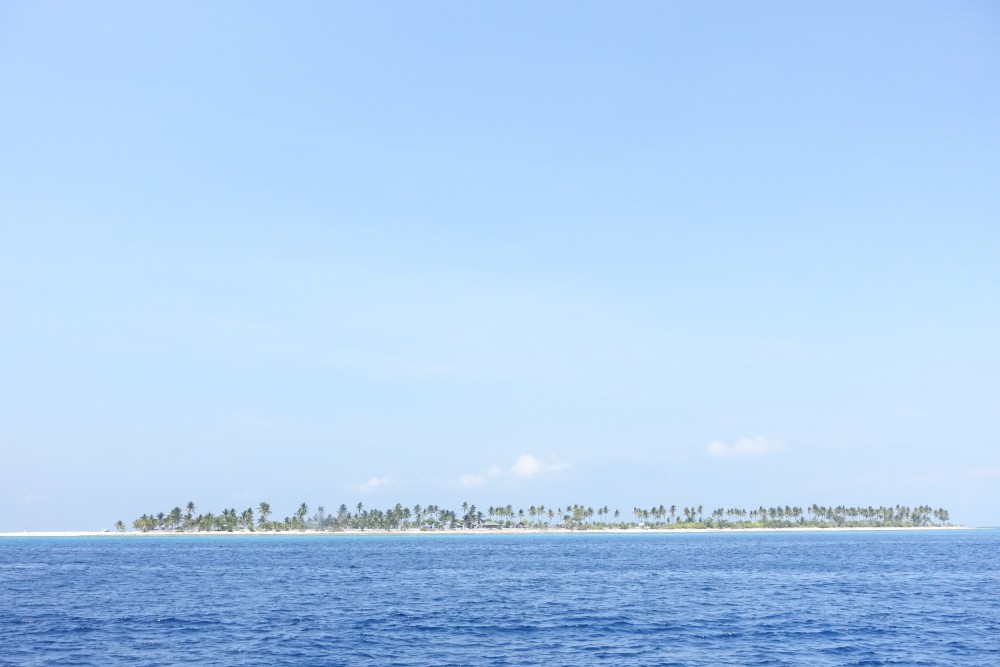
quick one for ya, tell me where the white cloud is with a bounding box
[355,477,391,492]
[510,454,569,479]
[511,454,544,478]
[456,455,569,487]
[458,474,487,488]
[706,436,784,458]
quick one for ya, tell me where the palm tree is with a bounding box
[258,502,272,530]
[114,520,125,532]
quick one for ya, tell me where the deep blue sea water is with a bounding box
[1,530,998,666]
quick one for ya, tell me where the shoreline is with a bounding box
[0,525,975,538]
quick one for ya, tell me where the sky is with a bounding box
[2,2,999,531]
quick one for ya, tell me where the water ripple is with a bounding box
[1,531,999,665]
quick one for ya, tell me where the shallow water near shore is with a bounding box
[2,530,998,666]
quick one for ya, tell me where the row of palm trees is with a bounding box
[626,503,950,528]
[120,501,951,532]
[126,500,309,533]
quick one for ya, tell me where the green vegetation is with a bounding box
[124,501,951,532]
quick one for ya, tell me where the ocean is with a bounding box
[1,530,998,666]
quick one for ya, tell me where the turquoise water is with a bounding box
[1,531,998,665]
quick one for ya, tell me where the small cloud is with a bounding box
[707,436,784,458]
[510,454,569,479]
[458,455,569,487]
[458,474,487,488]
[355,477,391,492]
[511,454,543,478]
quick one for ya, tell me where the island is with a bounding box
[115,501,954,534]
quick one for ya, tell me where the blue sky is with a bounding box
[2,2,999,530]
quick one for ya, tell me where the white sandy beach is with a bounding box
[0,525,971,538]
